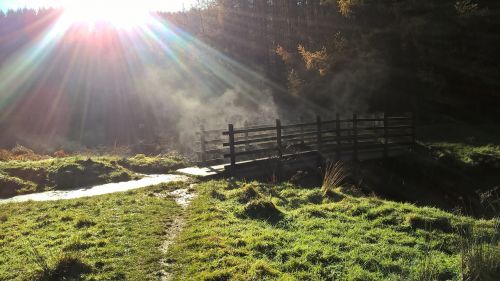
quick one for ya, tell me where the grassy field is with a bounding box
[0,182,187,280]
[166,180,500,281]
[418,122,500,169]
[0,154,186,198]
[0,122,498,280]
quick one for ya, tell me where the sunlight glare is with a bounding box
[63,0,152,29]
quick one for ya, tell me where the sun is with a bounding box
[63,0,152,29]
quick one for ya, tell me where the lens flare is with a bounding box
[63,0,151,29]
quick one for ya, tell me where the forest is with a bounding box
[0,0,498,152]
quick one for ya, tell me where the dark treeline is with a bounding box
[167,0,500,115]
[0,1,499,151]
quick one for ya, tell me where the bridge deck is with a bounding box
[179,144,410,178]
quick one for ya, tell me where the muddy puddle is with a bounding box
[0,174,189,204]
[168,184,197,208]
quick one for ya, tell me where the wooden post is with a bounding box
[200,124,206,163]
[228,124,236,168]
[383,113,388,159]
[244,121,249,151]
[353,113,358,161]
[336,113,341,160]
[276,119,282,158]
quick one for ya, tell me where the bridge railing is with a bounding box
[197,113,415,169]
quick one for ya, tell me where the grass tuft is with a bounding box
[74,217,96,229]
[33,254,92,281]
[237,183,261,203]
[243,199,283,222]
[458,221,500,280]
[321,161,347,198]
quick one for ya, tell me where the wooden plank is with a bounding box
[223,125,276,135]
[223,136,277,147]
[224,147,276,157]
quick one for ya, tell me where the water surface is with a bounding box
[0,174,188,204]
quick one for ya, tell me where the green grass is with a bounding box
[117,154,186,174]
[0,182,186,280]
[418,121,500,169]
[167,180,500,280]
[423,142,500,168]
[0,154,187,198]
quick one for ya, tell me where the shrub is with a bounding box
[10,144,45,161]
[0,149,13,161]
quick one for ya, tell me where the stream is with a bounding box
[0,174,189,204]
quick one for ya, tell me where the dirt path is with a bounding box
[158,183,197,281]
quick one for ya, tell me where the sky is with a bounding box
[0,0,197,12]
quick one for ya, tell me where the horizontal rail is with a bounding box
[221,120,411,136]
[224,147,277,158]
[222,125,275,135]
[223,136,277,147]
[199,113,415,166]
[222,131,413,147]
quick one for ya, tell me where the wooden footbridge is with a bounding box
[178,113,415,177]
